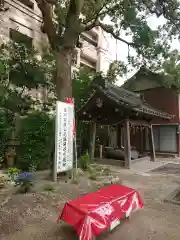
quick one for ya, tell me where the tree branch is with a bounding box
[100,22,135,46]
[62,0,85,48]
[83,1,109,24]
[85,21,136,47]
[83,3,120,30]
[35,0,57,49]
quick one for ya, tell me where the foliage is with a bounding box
[17,111,54,171]
[0,41,55,115]
[0,38,55,174]
[8,167,20,182]
[0,41,54,90]
[79,152,89,171]
[0,157,3,166]
[72,68,95,154]
[76,121,90,154]
[72,68,95,110]
[28,162,38,173]
[35,0,180,83]
[106,60,128,83]
[143,49,180,90]
[161,50,180,90]
[36,0,175,53]
[0,109,14,158]
[15,172,34,193]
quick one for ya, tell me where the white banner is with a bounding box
[55,101,74,173]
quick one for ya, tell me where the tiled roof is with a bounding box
[97,83,172,119]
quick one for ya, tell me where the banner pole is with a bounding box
[72,101,78,180]
[53,101,58,182]
[74,131,78,179]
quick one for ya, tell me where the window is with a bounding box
[10,29,32,47]
[18,0,34,10]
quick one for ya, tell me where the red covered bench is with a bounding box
[57,184,144,240]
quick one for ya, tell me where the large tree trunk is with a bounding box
[55,49,73,100]
[53,49,73,182]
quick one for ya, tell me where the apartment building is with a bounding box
[0,0,111,73]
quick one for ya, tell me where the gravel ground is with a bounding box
[1,163,180,240]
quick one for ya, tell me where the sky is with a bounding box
[104,15,180,86]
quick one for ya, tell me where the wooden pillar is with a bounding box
[176,125,180,156]
[89,122,96,161]
[121,126,124,148]
[140,129,144,153]
[99,145,103,158]
[124,119,131,169]
[148,125,156,161]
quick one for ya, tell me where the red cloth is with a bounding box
[57,184,144,240]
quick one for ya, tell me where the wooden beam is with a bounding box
[148,125,156,161]
[129,120,150,127]
[124,119,131,169]
[89,122,96,161]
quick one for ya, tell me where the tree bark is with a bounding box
[55,49,73,100]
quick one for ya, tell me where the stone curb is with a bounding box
[164,188,180,205]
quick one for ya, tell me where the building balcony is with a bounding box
[81,32,98,47]
[81,40,97,62]
[80,55,96,70]
[6,0,42,22]
[2,0,44,42]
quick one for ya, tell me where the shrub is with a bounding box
[28,162,37,173]
[0,109,13,159]
[8,167,20,182]
[79,152,89,171]
[15,172,34,193]
[17,111,54,171]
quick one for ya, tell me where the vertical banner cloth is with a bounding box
[57,184,144,240]
[64,97,76,137]
[55,100,74,173]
